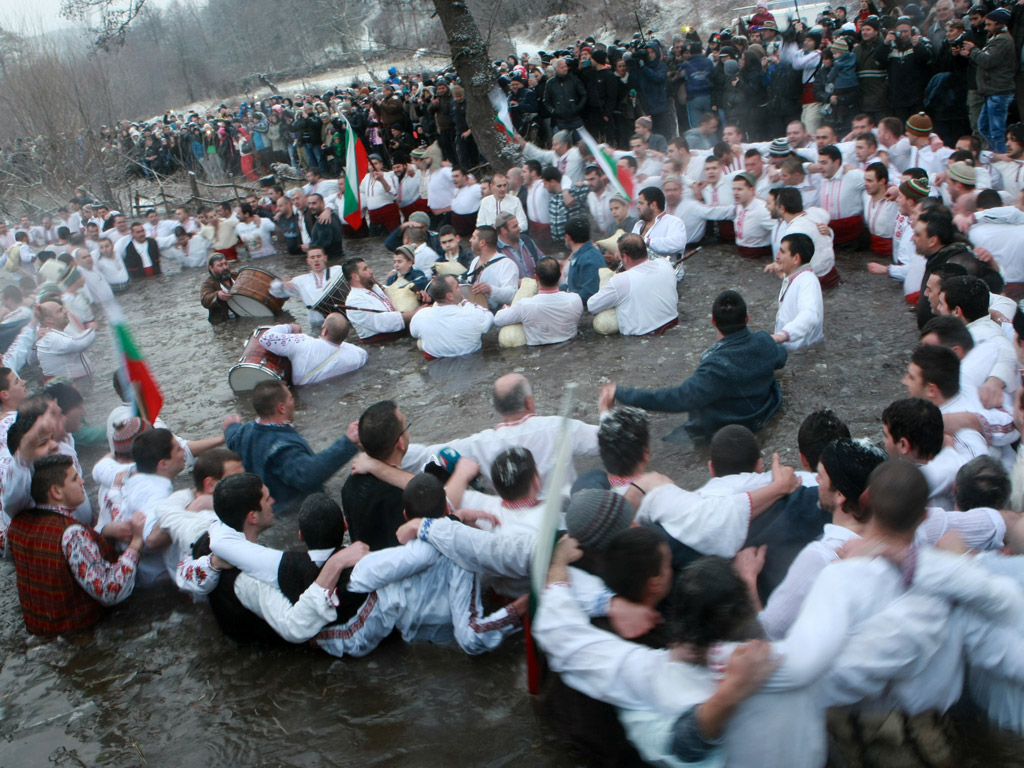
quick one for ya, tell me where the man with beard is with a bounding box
[200,254,237,324]
[630,187,687,277]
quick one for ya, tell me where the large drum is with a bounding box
[228,327,292,392]
[228,267,285,317]
[312,273,351,317]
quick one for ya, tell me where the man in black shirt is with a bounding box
[341,400,411,550]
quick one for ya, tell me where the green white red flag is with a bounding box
[343,117,368,229]
[112,320,163,423]
[578,127,634,202]
[488,86,515,142]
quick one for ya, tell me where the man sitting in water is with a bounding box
[343,257,417,342]
[7,454,145,636]
[269,246,343,332]
[766,233,824,351]
[409,274,494,359]
[223,380,358,515]
[605,290,787,439]
[586,234,679,336]
[494,257,583,346]
[257,314,367,387]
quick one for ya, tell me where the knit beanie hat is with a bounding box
[947,161,977,187]
[986,7,1010,25]
[830,37,851,54]
[724,59,740,77]
[819,438,887,505]
[113,417,150,459]
[769,137,792,157]
[37,282,62,305]
[906,112,933,137]
[59,265,81,291]
[408,211,431,226]
[899,176,930,200]
[565,489,634,551]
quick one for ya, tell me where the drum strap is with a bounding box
[296,346,343,386]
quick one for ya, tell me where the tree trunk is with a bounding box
[430,0,520,172]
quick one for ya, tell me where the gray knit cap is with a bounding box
[565,489,635,551]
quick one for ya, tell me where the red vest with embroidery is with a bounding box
[8,509,117,636]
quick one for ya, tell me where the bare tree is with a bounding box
[430,0,520,172]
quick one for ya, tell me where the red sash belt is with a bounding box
[869,234,893,256]
[818,266,841,289]
[830,215,863,245]
[737,245,772,259]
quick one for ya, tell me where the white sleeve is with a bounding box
[570,419,601,457]
[208,520,283,586]
[780,280,823,346]
[493,302,529,327]
[916,507,1005,551]
[2,456,33,518]
[257,325,301,356]
[977,206,1024,226]
[419,516,532,578]
[43,328,96,353]
[347,538,440,592]
[175,554,221,595]
[234,573,337,643]
[758,544,834,641]
[648,218,688,254]
[533,583,711,712]
[490,261,520,306]
[636,484,752,557]
[586,277,624,314]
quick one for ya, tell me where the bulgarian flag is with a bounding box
[578,126,634,203]
[112,319,163,423]
[342,116,368,229]
[488,86,515,143]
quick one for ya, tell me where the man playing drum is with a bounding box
[269,247,342,331]
[200,254,237,324]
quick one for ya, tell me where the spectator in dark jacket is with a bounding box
[881,20,934,121]
[965,8,1018,153]
[682,45,715,129]
[544,58,588,132]
[629,40,673,139]
[608,290,787,439]
[581,50,618,143]
[429,80,456,163]
[932,19,972,146]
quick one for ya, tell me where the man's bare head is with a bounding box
[492,373,534,416]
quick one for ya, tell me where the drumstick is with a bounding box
[335,305,391,313]
[681,247,702,262]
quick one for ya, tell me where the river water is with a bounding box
[0,237,1018,765]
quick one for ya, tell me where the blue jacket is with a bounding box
[830,52,859,90]
[563,241,605,306]
[683,56,715,97]
[615,328,787,437]
[224,422,357,515]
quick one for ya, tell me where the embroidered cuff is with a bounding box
[418,517,435,542]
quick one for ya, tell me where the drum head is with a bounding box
[237,267,278,279]
[229,363,282,392]
[228,295,276,317]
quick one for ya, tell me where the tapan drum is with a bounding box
[228,267,285,317]
[312,273,351,317]
[228,327,293,392]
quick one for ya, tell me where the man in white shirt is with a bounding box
[258,315,367,386]
[235,203,276,258]
[475,172,527,230]
[95,237,129,290]
[968,189,1024,297]
[467,226,519,311]
[269,247,339,331]
[142,209,177,239]
[630,186,687,278]
[768,188,839,287]
[862,162,898,257]
[359,154,400,236]
[342,257,414,342]
[418,152,455,222]
[70,247,114,305]
[991,123,1024,198]
[494,257,582,345]
[902,344,990,462]
[34,301,95,382]
[410,274,494,359]
[587,234,678,336]
[120,428,187,586]
[173,206,200,235]
[516,130,585,183]
[450,167,483,237]
[523,160,553,246]
[766,232,824,351]
[583,166,617,236]
[816,144,866,246]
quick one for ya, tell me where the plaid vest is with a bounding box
[8,509,115,636]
